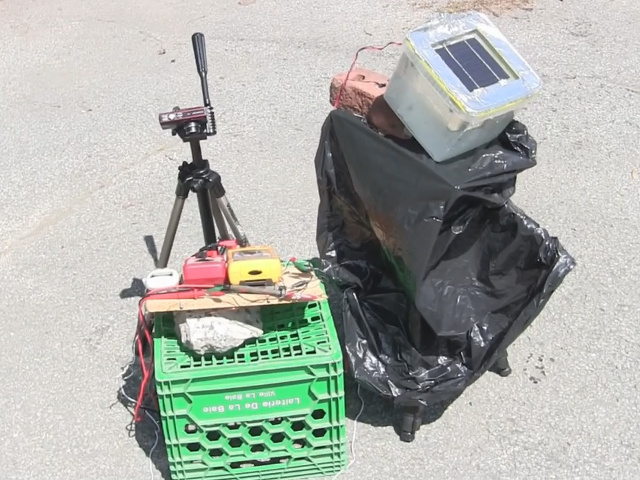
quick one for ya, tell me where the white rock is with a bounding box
[174,307,263,355]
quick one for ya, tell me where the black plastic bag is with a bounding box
[313,109,575,411]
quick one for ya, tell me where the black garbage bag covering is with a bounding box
[313,109,576,408]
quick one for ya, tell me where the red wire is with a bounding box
[332,41,402,109]
[132,286,208,422]
[134,301,153,422]
[131,283,232,421]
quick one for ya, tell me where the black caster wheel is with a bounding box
[491,351,512,377]
[397,405,423,443]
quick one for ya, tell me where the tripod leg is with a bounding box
[158,194,187,269]
[209,194,230,240]
[216,194,249,246]
[196,190,217,246]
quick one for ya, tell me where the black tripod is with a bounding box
[156,33,249,269]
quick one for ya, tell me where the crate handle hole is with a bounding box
[230,456,290,469]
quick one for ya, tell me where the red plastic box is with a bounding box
[182,249,227,286]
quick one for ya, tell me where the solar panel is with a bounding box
[434,37,510,92]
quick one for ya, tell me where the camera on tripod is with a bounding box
[155,32,248,270]
[158,33,217,142]
[159,106,214,142]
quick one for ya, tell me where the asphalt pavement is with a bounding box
[1,0,639,479]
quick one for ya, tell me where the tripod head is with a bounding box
[158,33,217,142]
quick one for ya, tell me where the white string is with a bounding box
[332,384,365,479]
[145,411,161,480]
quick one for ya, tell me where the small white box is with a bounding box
[384,11,542,163]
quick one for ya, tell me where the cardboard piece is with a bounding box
[143,266,326,313]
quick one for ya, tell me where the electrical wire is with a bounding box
[332,384,365,479]
[333,42,402,110]
[130,284,259,421]
[118,367,161,480]
[132,284,216,422]
[134,302,154,422]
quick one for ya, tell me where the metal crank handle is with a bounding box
[191,32,216,134]
[192,32,208,77]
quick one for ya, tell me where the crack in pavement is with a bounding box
[0,142,173,261]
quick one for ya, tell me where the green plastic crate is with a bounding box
[153,299,348,480]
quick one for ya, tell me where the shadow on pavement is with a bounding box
[119,234,159,299]
[114,332,454,478]
[342,375,454,439]
[119,277,146,299]
[117,355,171,480]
